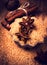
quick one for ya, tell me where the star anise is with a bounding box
[15,17,35,44]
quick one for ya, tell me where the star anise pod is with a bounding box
[15,17,35,43]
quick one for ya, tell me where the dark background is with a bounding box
[0,0,47,13]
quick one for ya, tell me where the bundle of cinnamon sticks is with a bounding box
[5,4,39,22]
[1,3,39,30]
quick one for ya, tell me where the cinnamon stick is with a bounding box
[1,18,11,30]
[5,4,39,22]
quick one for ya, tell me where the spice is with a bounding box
[15,17,35,44]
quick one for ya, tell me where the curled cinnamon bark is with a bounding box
[1,19,11,30]
[5,4,39,22]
